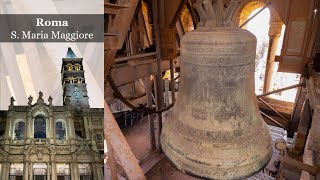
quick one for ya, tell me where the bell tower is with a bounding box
[61,47,89,109]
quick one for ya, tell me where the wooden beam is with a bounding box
[170,0,188,28]
[114,52,157,63]
[104,101,146,180]
[105,49,117,78]
[308,106,320,153]
[279,156,319,176]
[288,79,307,137]
[258,97,289,122]
[261,111,288,130]
[186,0,197,29]
[104,0,140,79]
[145,76,156,150]
[257,83,304,97]
[106,140,118,180]
[294,98,312,154]
[111,57,181,86]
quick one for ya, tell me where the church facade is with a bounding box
[0,48,104,180]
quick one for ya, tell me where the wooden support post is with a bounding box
[145,76,156,150]
[289,79,307,137]
[164,78,170,107]
[308,106,320,155]
[105,50,117,78]
[170,59,176,103]
[153,0,164,150]
[104,102,146,180]
[294,99,312,155]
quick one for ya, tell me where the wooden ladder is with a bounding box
[104,0,140,78]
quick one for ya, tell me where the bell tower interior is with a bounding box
[105,0,320,179]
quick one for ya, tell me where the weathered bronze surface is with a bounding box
[160,0,272,179]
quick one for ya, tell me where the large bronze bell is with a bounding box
[160,0,272,179]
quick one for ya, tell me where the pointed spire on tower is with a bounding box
[66,47,77,58]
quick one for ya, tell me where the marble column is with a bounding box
[263,21,283,93]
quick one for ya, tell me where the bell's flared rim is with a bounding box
[160,135,273,180]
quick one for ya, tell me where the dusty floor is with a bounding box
[122,115,278,180]
[122,116,153,161]
[122,115,201,179]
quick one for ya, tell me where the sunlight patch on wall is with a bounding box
[16,54,37,98]
[6,76,16,100]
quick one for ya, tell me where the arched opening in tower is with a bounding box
[240,2,300,102]
[245,7,271,94]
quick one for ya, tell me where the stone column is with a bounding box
[67,112,76,139]
[46,162,50,180]
[94,163,103,180]
[51,161,57,180]
[92,163,98,180]
[29,113,34,139]
[84,117,90,139]
[5,112,12,139]
[29,162,34,180]
[74,162,80,180]
[263,21,283,93]
[70,162,75,180]
[1,162,10,180]
[49,111,54,142]
[26,111,32,141]
[23,161,30,180]
[70,162,80,180]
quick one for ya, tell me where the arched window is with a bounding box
[78,77,82,84]
[56,121,67,140]
[14,121,25,140]
[67,63,73,71]
[34,115,46,138]
[70,77,75,84]
[75,64,81,71]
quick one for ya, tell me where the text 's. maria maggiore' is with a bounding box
[10,18,94,41]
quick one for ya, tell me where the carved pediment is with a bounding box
[31,104,50,117]
[72,145,99,156]
[24,145,56,156]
